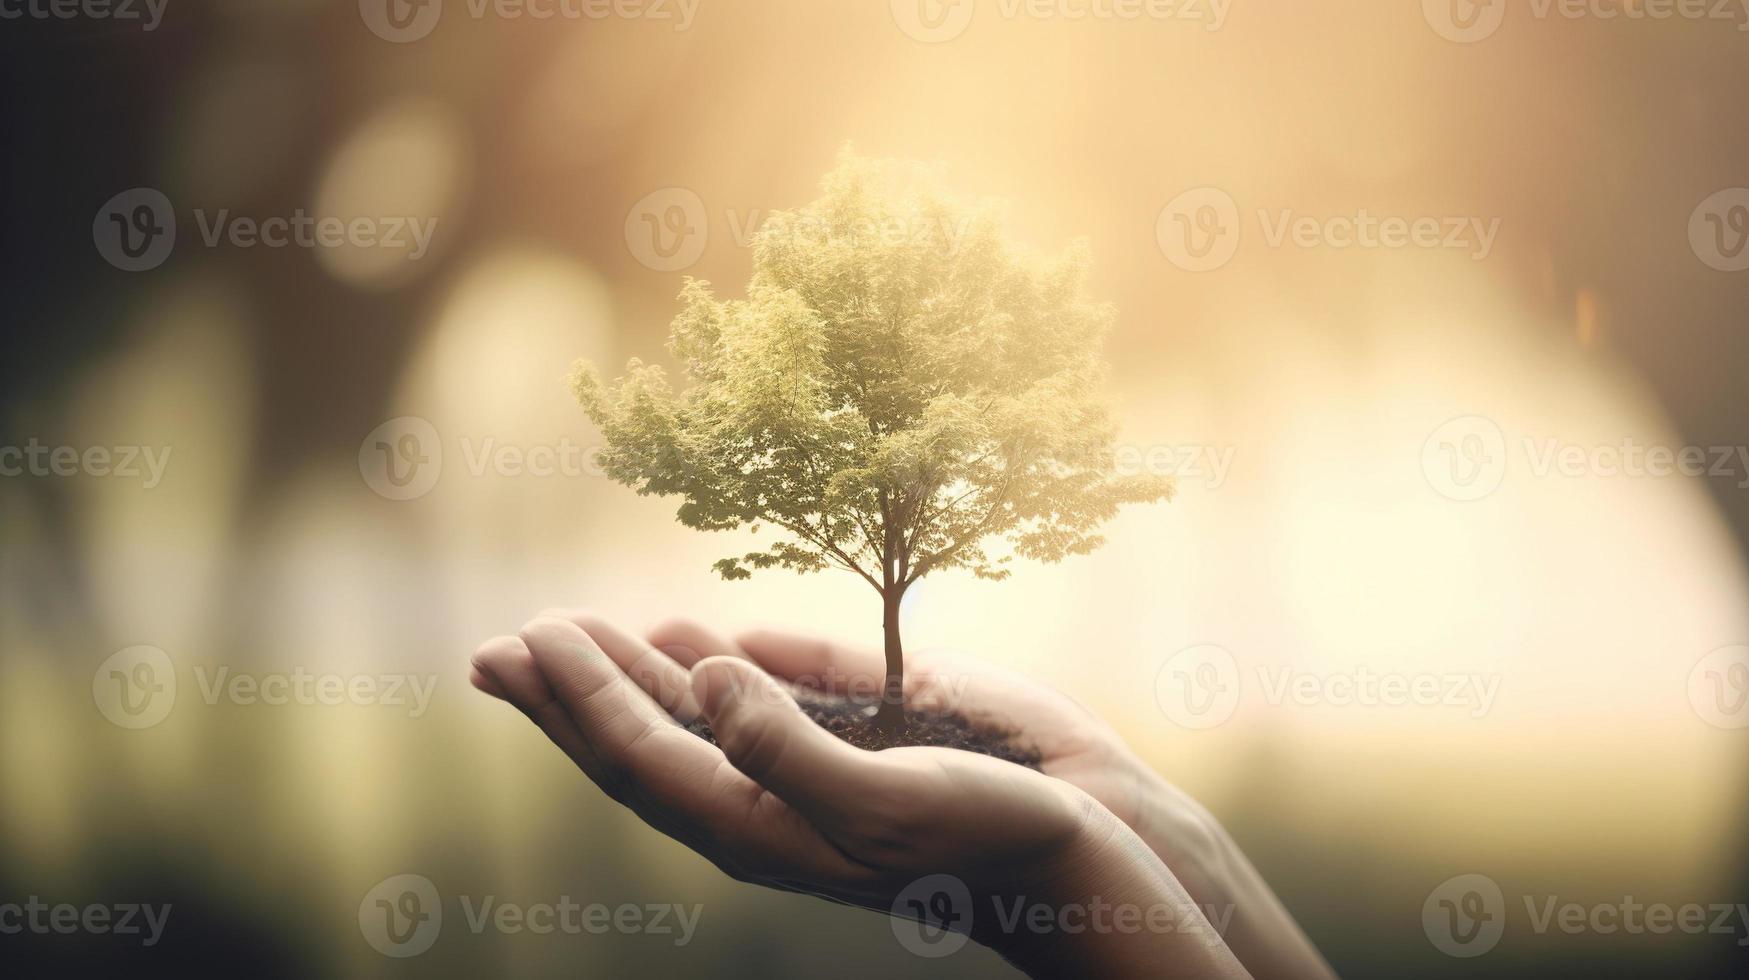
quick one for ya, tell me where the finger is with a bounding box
[520,618,866,881]
[646,616,746,667]
[519,617,739,852]
[540,608,700,722]
[734,629,887,700]
[472,635,603,769]
[691,656,892,828]
[478,630,691,840]
[470,663,508,700]
[472,635,552,708]
[474,633,678,833]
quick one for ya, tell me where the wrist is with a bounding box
[1120,760,1338,980]
[1122,754,1242,905]
[973,800,1248,980]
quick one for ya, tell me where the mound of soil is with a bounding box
[686,688,1042,770]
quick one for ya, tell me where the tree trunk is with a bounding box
[875,587,906,737]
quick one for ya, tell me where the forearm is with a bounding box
[978,809,1253,980]
[1125,765,1337,980]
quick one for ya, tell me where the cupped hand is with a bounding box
[643,620,1232,898]
[470,612,1248,979]
[635,620,1333,980]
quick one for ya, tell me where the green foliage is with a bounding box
[572,151,1172,596]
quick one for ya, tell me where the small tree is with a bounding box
[573,153,1172,735]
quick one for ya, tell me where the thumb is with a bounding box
[690,656,874,824]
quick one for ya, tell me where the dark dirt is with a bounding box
[686,688,1042,770]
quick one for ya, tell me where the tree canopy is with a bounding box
[572,152,1172,598]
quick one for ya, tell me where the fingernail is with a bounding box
[469,661,505,700]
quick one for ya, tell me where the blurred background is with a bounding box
[4,0,1749,976]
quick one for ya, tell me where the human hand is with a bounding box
[637,618,1335,980]
[471,612,1249,979]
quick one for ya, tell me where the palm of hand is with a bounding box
[470,614,1102,920]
